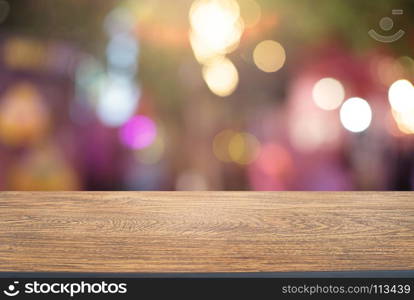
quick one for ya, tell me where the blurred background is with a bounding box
[0,0,413,191]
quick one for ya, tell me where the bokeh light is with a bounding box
[213,129,236,162]
[3,37,46,71]
[392,109,414,135]
[253,40,286,73]
[312,78,345,110]
[189,0,243,61]
[388,79,414,113]
[135,133,165,164]
[97,75,140,127]
[8,144,79,190]
[255,143,292,177]
[0,82,50,147]
[120,115,157,150]
[340,97,372,133]
[75,55,106,107]
[228,132,260,164]
[289,111,340,152]
[104,5,135,36]
[238,0,261,28]
[106,32,139,71]
[202,56,239,97]
[1,0,414,192]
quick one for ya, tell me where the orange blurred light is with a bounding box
[0,82,50,147]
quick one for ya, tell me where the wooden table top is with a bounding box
[0,192,413,273]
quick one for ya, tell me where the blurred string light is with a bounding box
[0,82,50,147]
[389,79,414,134]
[119,115,157,150]
[213,129,260,164]
[312,78,345,110]
[253,40,286,73]
[189,0,244,97]
[340,97,372,133]
[95,4,141,127]
[202,57,239,97]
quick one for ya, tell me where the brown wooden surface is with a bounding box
[0,192,413,273]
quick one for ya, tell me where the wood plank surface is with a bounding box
[0,192,413,273]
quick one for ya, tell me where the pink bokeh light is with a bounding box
[120,115,157,150]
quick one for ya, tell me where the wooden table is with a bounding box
[0,192,413,273]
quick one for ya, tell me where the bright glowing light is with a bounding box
[388,79,414,113]
[312,78,345,110]
[189,32,217,64]
[340,97,372,133]
[228,132,260,164]
[97,75,140,127]
[238,0,261,28]
[120,115,157,150]
[202,56,239,97]
[189,0,243,58]
[392,109,414,134]
[253,40,286,73]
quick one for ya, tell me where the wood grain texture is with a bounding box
[0,192,413,273]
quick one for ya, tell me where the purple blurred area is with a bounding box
[0,0,413,191]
